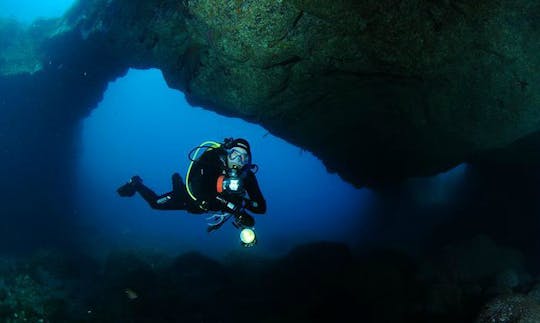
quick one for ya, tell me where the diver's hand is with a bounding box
[232,210,255,228]
[241,198,259,210]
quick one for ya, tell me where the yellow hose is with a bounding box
[185,141,221,201]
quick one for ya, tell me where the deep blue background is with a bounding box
[76,68,372,258]
[1,2,468,260]
[0,0,75,24]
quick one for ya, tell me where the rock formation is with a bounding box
[1,0,538,188]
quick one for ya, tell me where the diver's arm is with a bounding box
[243,172,267,214]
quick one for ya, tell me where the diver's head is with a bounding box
[226,138,251,169]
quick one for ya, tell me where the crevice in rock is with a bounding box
[324,69,425,84]
[268,10,304,48]
[263,55,302,69]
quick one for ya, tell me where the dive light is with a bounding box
[239,228,257,247]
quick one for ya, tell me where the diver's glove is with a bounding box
[233,211,255,228]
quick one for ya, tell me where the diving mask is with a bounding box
[227,147,250,168]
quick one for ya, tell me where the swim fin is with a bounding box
[117,176,142,197]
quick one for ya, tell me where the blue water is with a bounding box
[0,0,75,24]
[2,3,538,322]
[76,68,373,258]
[1,1,469,260]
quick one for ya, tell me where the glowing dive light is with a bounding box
[239,228,256,247]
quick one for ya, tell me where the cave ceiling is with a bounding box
[0,0,539,188]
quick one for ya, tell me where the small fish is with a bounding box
[124,288,138,300]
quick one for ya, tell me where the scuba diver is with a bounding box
[116,138,266,244]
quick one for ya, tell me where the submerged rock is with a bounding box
[476,294,540,323]
[1,0,539,187]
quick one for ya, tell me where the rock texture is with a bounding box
[1,0,539,187]
[476,295,540,323]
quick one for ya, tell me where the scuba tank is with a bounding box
[185,140,222,202]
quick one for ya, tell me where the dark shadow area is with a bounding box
[0,25,128,255]
[1,239,539,323]
[0,73,83,255]
[356,159,540,276]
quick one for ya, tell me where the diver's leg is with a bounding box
[141,173,196,210]
[172,172,183,194]
[117,176,143,197]
[117,175,184,210]
[172,172,207,214]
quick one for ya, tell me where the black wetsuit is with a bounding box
[132,147,266,224]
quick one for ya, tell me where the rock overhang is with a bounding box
[0,0,539,188]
